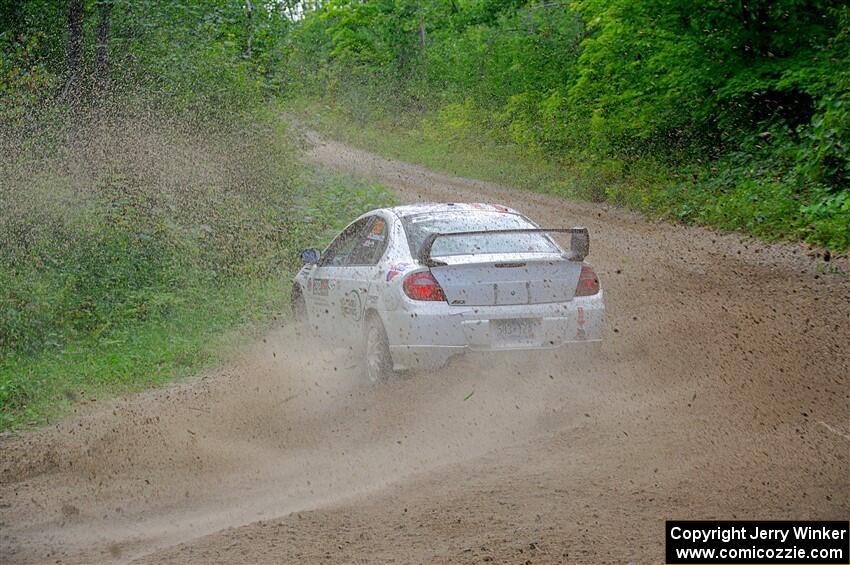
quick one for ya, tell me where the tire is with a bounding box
[291,284,309,335]
[363,314,393,384]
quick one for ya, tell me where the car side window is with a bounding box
[348,216,389,266]
[320,217,372,267]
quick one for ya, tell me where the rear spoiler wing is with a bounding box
[419,228,590,267]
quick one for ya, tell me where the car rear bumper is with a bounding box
[382,291,604,371]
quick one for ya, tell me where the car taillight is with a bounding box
[403,271,446,301]
[575,264,600,296]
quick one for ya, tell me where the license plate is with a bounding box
[493,318,540,345]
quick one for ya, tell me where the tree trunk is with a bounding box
[245,0,254,59]
[66,0,84,101]
[95,0,113,91]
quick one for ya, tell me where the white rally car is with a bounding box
[292,203,604,382]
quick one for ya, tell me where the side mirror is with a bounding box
[301,248,321,264]
[569,228,589,261]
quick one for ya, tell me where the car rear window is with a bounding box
[402,211,560,258]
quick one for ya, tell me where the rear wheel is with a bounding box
[364,315,393,384]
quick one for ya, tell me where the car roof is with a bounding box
[388,202,519,218]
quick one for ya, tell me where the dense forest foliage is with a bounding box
[3,0,847,263]
[280,0,849,250]
[1,0,294,114]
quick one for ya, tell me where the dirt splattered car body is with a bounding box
[293,203,604,379]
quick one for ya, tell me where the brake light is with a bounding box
[403,271,446,301]
[575,264,600,296]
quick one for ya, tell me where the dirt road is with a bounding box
[2,131,848,564]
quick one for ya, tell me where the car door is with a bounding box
[304,217,373,341]
[332,215,391,346]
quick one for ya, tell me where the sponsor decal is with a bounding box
[368,218,387,241]
[386,262,412,282]
[468,203,509,212]
[340,290,363,321]
[311,278,330,296]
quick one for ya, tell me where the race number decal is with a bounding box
[341,290,363,321]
